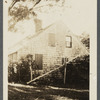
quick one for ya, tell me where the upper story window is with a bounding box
[48,33,55,47]
[66,36,72,48]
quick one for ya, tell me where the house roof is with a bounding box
[8,21,54,54]
[8,20,88,55]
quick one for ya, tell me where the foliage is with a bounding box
[9,5,30,21]
[8,5,31,31]
[65,55,89,88]
[81,37,90,49]
[8,54,37,83]
[8,0,66,32]
[36,55,89,89]
[80,33,90,49]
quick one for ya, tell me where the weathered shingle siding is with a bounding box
[8,21,88,75]
[17,30,48,59]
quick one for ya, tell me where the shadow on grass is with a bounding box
[8,85,89,100]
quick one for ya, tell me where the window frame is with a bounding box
[9,52,17,62]
[65,36,72,48]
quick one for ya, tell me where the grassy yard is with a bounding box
[8,84,89,100]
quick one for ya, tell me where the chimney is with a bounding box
[34,17,42,33]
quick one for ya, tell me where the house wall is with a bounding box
[16,26,59,73]
[17,31,48,64]
[8,22,88,75]
[42,22,88,73]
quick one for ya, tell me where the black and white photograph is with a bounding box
[3,0,97,100]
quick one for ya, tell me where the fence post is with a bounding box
[64,58,68,85]
[30,65,32,81]
[64,65,66,85]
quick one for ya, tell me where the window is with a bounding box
[48,33,55,47]
[9,52,17,62]
[13,52,17,61]
[66,36,72,48]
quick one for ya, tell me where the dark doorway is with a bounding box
[35,54,43,70]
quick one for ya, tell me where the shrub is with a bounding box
[36,55,89,89]
[8,54,34,83]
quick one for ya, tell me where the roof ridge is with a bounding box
[8,22,56,50]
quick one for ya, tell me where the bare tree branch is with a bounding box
[9,0,20,11]
[33,0,41,7]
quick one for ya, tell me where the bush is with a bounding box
[35,55,89,89]
[8,62,20,83]
[8,54,35,83]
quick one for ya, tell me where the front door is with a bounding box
[35,54,43,70]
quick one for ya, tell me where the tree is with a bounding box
[8,0,66,32]
[9,0,41,11]
[80,33,90,49]
[9,0,20,11]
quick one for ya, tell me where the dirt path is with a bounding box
[8,83,89,100]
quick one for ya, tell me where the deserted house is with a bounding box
[8,19,88,74]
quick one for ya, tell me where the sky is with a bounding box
[8,0,97,47]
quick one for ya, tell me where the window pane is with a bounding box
[66,36,71,42]
[66,42,70,47]
[66,36,72,48]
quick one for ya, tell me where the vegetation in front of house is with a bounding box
[80,32,90,50]
[34,55,89,89]
[8,54,40,84]
[8,54,89,89]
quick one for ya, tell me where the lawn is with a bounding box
[8,84,89,100]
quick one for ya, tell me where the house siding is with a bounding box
[8,21,88,75]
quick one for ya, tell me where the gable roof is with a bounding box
[8,20,89,55]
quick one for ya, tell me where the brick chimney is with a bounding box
[34,17,42,32]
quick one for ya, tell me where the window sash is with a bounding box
[66,36,72,48]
